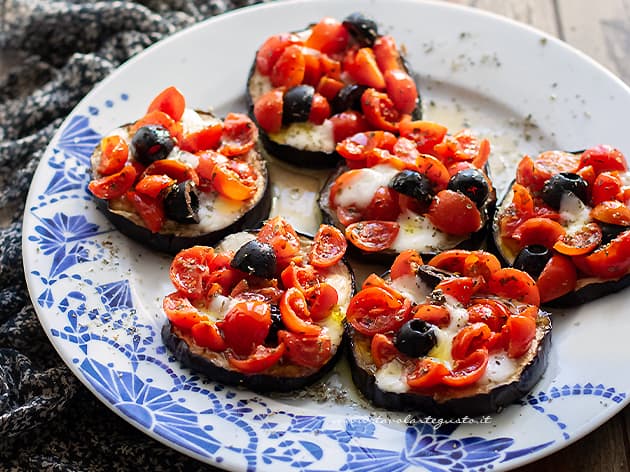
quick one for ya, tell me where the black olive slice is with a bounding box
[599,222,628,245]
[230,239,277,279]
[394,319,437,358]
[540,172,588,209]
[389,170,434,205]
[342,12,379,47]
[264,304,284,346]
[513,245,552,278]
[415,264,453,289]
[131,125,175,166]
[447,168,490,207]
[330,84,368,114]
[163,180,200,224]
[282,85,314,124]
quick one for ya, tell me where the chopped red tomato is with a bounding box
[308,93,331,125]
[427,190,482,236]
[573,230,630,279]
[441,349,489,387]
[364,186,400,220]
[346,286,412,335]
[125,190,165,233]
[169,246,213,299]
[219,300,272,356]
[433,129,490,168]
[361,88,400,132]
[390,249,423,280]
[591,172,623,206]
[280,287,321,336]
[579,144,628,174]
[180,122,223,153]
[227,343,286,373]
[191,320,227,351]
[147,86,185,122]
[308,224,347,268]
[135,174,175,199]
[270,44,305,88]
[536,254,577,303]
[467,299,510,332]
[211,159,256,201]
[277,330,332,369]
[336,130,397,161]
[144,159,199,186]
[256,33,302,75]
[163,292,203,330]
[412,304,450,328]
[219,113,258,156]
[346,48,386,90]
[487,268,540,306]
[515,155,537,190]
[384,69,418,115]
[427,249,471,274]
[414,154,450,190]
[345,220,400,252]
[88,165,137,200]
[280,263,318,292]
[499,184,535,236]
[398,117,448,155]
[316,76,344,100]
[97,135,128,175]
[533,150,581,184]
[131,110,182,141]
[258,216,301,260]
[301,47,322,86]
[590,201,630,226]
[406,359,450,390]
[330,111,370,143]
[451,322,492,360]
[553,223,602,256]
[372,35,403,73]
[462,251,502,282]
[305,17,349,54]
[435,276,484,305]
[511,217,566,249]
[303,282,338,321]
[504,314,536,358]
[371,333,399,368]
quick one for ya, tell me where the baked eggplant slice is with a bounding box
[247,13,422,168]
[88,86,271,254]
[346,249,551,417]
[162,217,355,392]
[492,145,630,306]
[318,127,496,263]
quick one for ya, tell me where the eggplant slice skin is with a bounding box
[319,164,497,263]
[162,230,356,392]
[90,111,271,254]
[246,17,423,169]
[492,181,630,307]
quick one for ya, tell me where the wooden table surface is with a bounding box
[0,1,627,471]
[442,3,630,471]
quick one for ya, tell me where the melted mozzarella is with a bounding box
[375,360,409,393]
[333,165,399,210]
[390,274,431,304]
[269,121,336,153]
[559,192,591,233]
[481,352,519,384]
[391,210,466,253]
[427,298,470,368]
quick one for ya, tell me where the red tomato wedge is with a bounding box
[97,135,128,175]
[371,333,399,368]
[227,344,286,373]
[487,268,540,306]
[536,255,577,303]
[88,165,137,200]
[406,359,450,390]
[163,292,203,330]
[147,86,185,122]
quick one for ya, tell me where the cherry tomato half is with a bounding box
[346,286,412,336]
[361,88,400,132]
[406,358,449,390]
[227,343,286,373]
[308,224,347,268]
[553,223,602,256]
[280,287,321,336]
[169,246,213,299]
[487,268,540,306]
[427,190,482,236]
[163,292,203,330]
[371,333,400,368]
[277,330,332,369]
[97,135,128,175]
[345,220,400,252]
[147,86,185,122]
[219,300,272,356]
[536,254,577,303]
[88,165,137,200]
[390,249,423,280]
[441,348,489,387]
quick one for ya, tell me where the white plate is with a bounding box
[22,1,630,470]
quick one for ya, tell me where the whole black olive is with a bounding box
[342,12,379,47]
[513,245,552,279]
[540,172,589,209]
[389,170,434,206]
[447,168,490,207]
[230,239,277,279]
[130,125,175,166]
[283,85,314,124]
[330,84,367,114]
[394,319,437,358]
[265,304,284,346]
[599,222,629,245]
[163,180,200,224]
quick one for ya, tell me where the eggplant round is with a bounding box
[492,181,630,307]
[162,230,356,393]
[246,17,422,169]
[90,111,271,254]
[346,267,552,417]
[319,164,497,263]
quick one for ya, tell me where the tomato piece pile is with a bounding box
[88,86,261,233]
[499,145,630,302]
[251,16,417,139]
[347,249,541,390]
[328,125,491,252]
[163,217,347,374]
